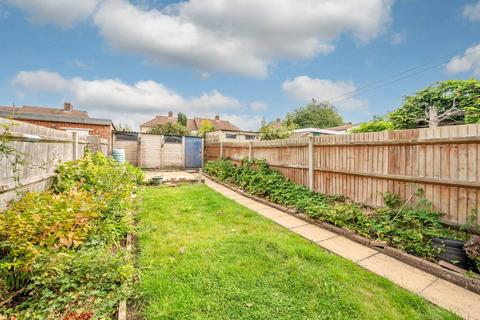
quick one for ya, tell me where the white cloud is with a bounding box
[93,0,393,78]
[445,43,480,75]
[221,114,263,131]
[282,76,368,112]
[7,0,393,77]
[463,1,480,22]
[6,0,101,27]
[250,101,267,112]
[13,70,245,128]
[389,30,407,45]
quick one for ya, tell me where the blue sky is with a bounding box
[0,0,479,130]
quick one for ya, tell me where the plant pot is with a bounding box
[151,176,163,186]
[432,237,469,269]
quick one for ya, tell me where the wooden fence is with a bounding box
[205,124,480,227]
[0,117,108,208]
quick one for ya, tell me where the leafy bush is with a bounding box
[0,151,141,319]
[351,118,394,133]
[205,159,460,259]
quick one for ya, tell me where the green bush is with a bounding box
[205,159,460,259]
[0,151,141,319]
[351,118,394,133]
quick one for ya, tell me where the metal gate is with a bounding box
[185,136,203,168]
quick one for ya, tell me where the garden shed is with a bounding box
[113,131,203,169]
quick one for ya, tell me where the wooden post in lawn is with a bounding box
[248,141,253,161]
[308,135,314,191]
[72,132,78,161]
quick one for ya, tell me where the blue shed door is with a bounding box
[185,137,203,168]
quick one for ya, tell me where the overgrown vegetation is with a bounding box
[353,79,480,132]
[0,152,143,319]
[351,117,394,133]
[205,159,467,260]
[148,122,191,136]
[465,235,480,271]
[259,119,297,140]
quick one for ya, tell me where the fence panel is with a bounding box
[205,124,480,226]
[0,118,90,208]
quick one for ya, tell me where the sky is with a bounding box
[0,0,479,131]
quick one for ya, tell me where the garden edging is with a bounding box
[203,173,480,295]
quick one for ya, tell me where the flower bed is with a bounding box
[204,159,473,262]
[0,152,143,319]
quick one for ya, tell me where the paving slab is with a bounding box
[241,202,272,212]
[319,236,378,262]
[359,253,437,293]
[270,214,308,229]
[227,193,249,200]
[291,224,338,243]
[203,177,480,319]
[256,207,287,219]
[420,279,480,320]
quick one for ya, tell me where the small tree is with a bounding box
[260,119,297,140]
[148,123,190,136]
[286,99,343,129]
[177,112,187,126]
[389,80,480,129]
[198,120,215,137]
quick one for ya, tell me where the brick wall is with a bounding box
[19,119,113,144]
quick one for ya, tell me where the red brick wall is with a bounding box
[19,119,113,144]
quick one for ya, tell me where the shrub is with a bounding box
[0,151,141,318]
[350,118,394,133]
[205,159,461,259]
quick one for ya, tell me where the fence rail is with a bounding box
[205,124,480,226]
[0,117,107,208]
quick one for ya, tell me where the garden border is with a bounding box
[203,173,480,295]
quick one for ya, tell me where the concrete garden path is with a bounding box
[204,178,480,320]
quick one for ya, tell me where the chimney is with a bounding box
[168,111,173,118]
[64,102,73,112]
[276,118,281,124]
[215,114,220,121]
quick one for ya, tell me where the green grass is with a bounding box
[136,185,459,320]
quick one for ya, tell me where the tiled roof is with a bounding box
[0,105,88,118]
[0,104,112,126]
[141,114,239,131]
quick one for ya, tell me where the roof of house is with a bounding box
[140,113,240,131]
[0,104,113,126]
[323,123,356,131]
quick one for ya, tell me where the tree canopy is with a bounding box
[177,112,187,126]
[198,120,215,137]
[148,122,191,136]
[286,100,344,129]
[260,120,297,140]
[389,79,480,129]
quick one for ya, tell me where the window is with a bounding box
[164,136,182,144]
[245,135,256,140]
[225,134,237,139]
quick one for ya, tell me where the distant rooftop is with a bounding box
[140,111,240,132]
[0,103,113,126]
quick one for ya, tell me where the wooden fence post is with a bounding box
[248,142,252,161]
[308,136,314,191]
[220,141,224,158]
[72,132,78,160]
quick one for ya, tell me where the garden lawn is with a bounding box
[137,185,459,320]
